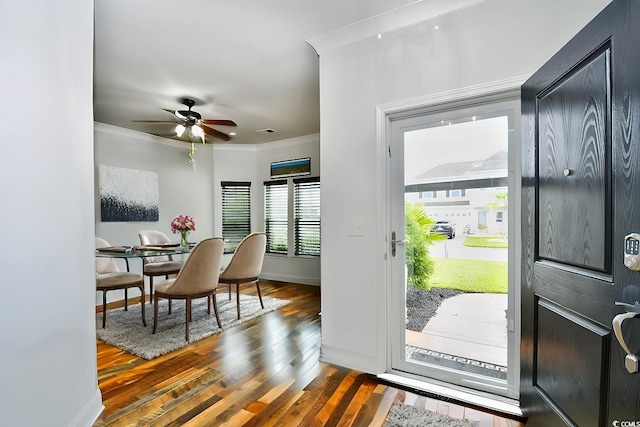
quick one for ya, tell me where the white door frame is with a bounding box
[376,76,527,404]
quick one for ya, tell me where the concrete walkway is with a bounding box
[406,293,508,367]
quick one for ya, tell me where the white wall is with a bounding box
[311,0,611,372]
[0,1,103,426]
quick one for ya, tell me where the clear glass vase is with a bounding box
[180,230,190,252]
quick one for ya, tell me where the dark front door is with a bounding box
[521,0,640,425]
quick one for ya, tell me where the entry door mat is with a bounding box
[407,345,507,380]
[97,293,290,360]
[384,401,473,427]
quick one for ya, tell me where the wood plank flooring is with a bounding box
[94,281,525,426]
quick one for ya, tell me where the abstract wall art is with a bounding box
[99,165,159,222]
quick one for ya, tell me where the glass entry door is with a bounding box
[388,97,520,399]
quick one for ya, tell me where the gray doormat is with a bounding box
[384,401,473,427]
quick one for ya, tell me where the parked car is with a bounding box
[432,221,456,239]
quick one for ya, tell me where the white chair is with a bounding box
[96,237,146,328]
[138,230,183,304]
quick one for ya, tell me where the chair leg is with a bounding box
[236,283,241,319]
[102,291,107,328]
[124,288,129,311]
[255,280,264,309]
[228,283,231,300]
[185,297,191,341]
[148,276,154,305]
[212,293,222,329]
[169,299,172,314]
[139,285,146,327]
[207,296,211,314]
[152,294,159,334]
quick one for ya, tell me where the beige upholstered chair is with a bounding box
[153,238,225,341]
[138,230,183,303]
[95,237,146,328]
[219,232,267,320]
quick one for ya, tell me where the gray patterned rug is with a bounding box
[96,293,290,360]
[384,402,473,427]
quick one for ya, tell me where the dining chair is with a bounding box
[138,230,183,304]
[153,237,225,341]
[218,232,267,320]
[95,237,146,328]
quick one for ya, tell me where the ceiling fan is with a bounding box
[132,97,237,143]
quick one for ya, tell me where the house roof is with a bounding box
[412,150,508,183]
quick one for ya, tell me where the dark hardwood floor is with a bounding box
[94,280,525,426]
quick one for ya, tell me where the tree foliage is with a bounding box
[487,191,508,210]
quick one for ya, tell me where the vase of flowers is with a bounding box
[171,215,196,252]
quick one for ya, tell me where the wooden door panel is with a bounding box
[538,48,610,273]
[535,299,610,427]
[533,262,613,328]
[521,1,640,425]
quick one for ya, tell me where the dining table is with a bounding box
[95,243,193,272]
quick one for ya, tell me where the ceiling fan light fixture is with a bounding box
[191,125,205,142]
[175,124,186,137]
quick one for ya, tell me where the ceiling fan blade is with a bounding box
[200,124,231,141]
[201,119,237,127]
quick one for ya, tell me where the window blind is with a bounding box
[221,181,251,251]
[294,177,320,256]
[264,180,288,254]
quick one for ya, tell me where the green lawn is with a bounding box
[426,257,508,293]
[462,234,508,248]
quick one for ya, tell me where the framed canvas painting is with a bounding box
[99,165,159,222]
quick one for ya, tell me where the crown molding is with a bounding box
[307,0,485,55]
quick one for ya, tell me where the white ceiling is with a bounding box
[93,0,422,145]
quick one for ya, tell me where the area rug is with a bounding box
[96,293,290,360]
[384,402,472,427]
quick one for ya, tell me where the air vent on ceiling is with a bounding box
[257,128,276,133]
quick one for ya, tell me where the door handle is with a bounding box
[613,302,640,374]
[391,231,407,257]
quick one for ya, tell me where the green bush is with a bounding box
[405,202,438,290]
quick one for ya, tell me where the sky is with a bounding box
[404,115,509,183]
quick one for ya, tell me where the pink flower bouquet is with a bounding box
[171,215,196,233]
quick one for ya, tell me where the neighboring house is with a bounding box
[405,151,508,234]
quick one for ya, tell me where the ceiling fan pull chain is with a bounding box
[189,143,195,164]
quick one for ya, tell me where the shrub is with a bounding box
[405,202,438,290]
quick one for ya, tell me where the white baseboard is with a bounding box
[68,387,104,427]
[260,273,320,286]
